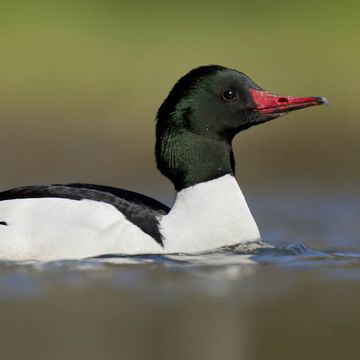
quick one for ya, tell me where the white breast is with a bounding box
[0,198,163,261]
[160,175,261,253]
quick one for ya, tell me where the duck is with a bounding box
[0,65,327,261]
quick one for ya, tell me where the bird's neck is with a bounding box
[156,130,235,191]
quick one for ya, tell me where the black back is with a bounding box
[0,184,170,245]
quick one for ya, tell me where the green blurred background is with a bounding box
[0,0,359,203]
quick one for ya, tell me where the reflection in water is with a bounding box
[0,243,360,360]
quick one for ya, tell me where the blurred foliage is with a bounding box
[0,0,358,196]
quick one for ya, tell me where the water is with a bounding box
[0,190,359,360]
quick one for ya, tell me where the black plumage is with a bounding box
[0,184,169,244]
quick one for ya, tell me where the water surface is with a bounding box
[0,191,359,360]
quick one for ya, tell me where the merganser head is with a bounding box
[156,65,327,191]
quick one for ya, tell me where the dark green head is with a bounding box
[156,65,326,191]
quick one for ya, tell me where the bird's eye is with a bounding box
[222,90,237,102]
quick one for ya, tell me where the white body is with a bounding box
[161,175,261,252]
[0,175,261,261]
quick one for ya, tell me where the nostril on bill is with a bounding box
[277,97,288,104]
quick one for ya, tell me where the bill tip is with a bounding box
[320,97,330,106]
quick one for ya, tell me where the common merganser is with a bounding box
[0,65,327,261]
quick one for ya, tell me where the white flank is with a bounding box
[0,198,162,261]
[0,175,261,260]
[160,174,261,253]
